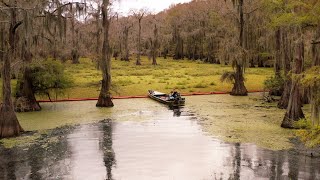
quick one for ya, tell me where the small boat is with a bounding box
[148,90,185,107]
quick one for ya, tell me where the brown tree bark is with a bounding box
[136,17,143,65]
[311,24,320,125]
[231,64,248,96]
[281,39,305,128]
[151,24,159,65]
[15,67,41,112]
[96,0,113,107]
[95,5,101,70]
[173,26,184,60]
[278,30,292,109]
[15,31,41,112]
[270,28,283,96]
[71,13,80,64]
[231,0,248,96]
[0,1,24,138]
[275,28,281,77]
[121,25,131,61]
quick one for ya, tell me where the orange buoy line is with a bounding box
[37,90,267,103]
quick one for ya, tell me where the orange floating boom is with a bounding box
[37,90,267,103]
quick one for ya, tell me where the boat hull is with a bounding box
[148,90,185,107]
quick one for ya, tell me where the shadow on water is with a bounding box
[170,106,182,117]
[0,97,320,179]
[0,127,72,179]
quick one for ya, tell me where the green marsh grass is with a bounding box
[0,56,274,100]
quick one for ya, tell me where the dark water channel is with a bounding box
[0,97,320,180]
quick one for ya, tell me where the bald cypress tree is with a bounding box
[221,0,248,96]
[281,38,305,128]
[15,1,86,112]
[0,0,24,138]
[96,0,114,107]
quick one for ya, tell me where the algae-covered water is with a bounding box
[0,93,319,179]
[187,93,294,150]
[16,93,292,150]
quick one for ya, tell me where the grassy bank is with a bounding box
[0,57,273,100]
[52,57,273,99]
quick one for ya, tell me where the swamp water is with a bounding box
[0,94,319,180]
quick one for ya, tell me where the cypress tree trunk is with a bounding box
[15,22,41,112]
[71,49,80,64]
[281,39,305,128]
[231,64,248,96]
[136,18,142,65]
[95,6,101,70]
[0,2,24,138]
[15,68,41,112]
[270,28,283,96]
[311,24,320,125]
[257,56,264,67]
[152,54,157,65]
[275,28,281,77]
[121,26,130,61]
[173,27,183,60]
[231,0,248,96]
[96,0,113,107]
[278,30,292,109]
[312,24,320,66]
[152,24,158,65]
[71,14,80,64]
[0,53,24,138]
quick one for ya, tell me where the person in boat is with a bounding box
[169,91,174,100]
[172,89,178,98]
[169,89,179,100]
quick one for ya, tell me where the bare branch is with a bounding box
[0,0,9,7]
[311,41,320,45]
[0,6,35,10]
[34,35,53,44]
[12,21,23,32]
[244,7,261,15]
[50,2,86,14]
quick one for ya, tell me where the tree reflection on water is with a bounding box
[101,120,116,180]
[0,115,319,179]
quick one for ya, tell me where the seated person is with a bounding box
[169,89,179,100]
[172,89,178,98]
[169,91,174,100]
